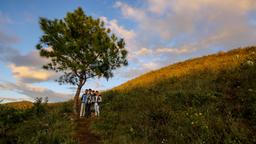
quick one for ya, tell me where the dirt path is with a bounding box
[74,117,100,144]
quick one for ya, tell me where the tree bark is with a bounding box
[73,79,84,117]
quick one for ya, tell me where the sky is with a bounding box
[0,0,256,103]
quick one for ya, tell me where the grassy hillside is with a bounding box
[5,101,33,109]
[115,47,254,92]
[93,46,256,144]
[4,100,72,109]
[0,99,77,143]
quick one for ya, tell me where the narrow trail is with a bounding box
[74,117,100,144]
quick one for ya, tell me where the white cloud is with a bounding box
[11,50,48,67]
[0,31,68,102]
[0,81,71,102]
[115,0,256,46]
[0,40,58,83]
[100,16,135,45]
[117,67,146,79]
[8,64,56,83]
[156,47,190,54]
[0,97,33,103]
[100,16,142,61]
[147,0,170,14]
[142,62,159,70]
[85,80,106,91]
[114,1,146,21]
[136,47,152,56]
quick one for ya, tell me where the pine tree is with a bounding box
[36,7,128,115]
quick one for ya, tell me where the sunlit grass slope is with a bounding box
[5,101,33,109]
[115,47,255,92]
[93,46,256,144]
[4,100,70,110]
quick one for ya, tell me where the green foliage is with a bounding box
[36,7,128,115]
[0,100,77,144]
[36,7,128,85]
[58,100,73,113]
[92,47,256,144]
[31,97,47,115]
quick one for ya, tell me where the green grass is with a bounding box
[0,99,77,144]
[92,46,256,144]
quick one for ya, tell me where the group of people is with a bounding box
[80,89,102,118]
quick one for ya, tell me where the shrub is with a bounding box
[0,98,77,144]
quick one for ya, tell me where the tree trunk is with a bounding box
[73,79,84,117]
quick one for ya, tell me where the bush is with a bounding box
[0,98,77,144]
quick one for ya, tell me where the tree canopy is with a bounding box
[36,7,128,114]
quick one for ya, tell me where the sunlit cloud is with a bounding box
[114,1,146,22]
[100,16,135,42]
[115,0,256,48]
[156,48,190,54]
[8,64,56,83]
[135,48,152,56]
[0,34,58,83]
[100,16,139,60]
[142,62,159,70]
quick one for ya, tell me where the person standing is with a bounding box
[91,90,96,114]
[94,92,102,117]
[85,89,92,118]
[80,89,88,117]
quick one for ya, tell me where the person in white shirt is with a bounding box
[94,91,102,117]
[80,89,88,117]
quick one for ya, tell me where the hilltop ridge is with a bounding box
[114,47,255,92]
[4,101,33,109]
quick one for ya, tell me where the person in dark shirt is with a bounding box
[80,89,88,117]
[85,89,92,118]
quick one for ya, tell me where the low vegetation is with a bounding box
[0,98,77,144]
[92,47,256,144]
